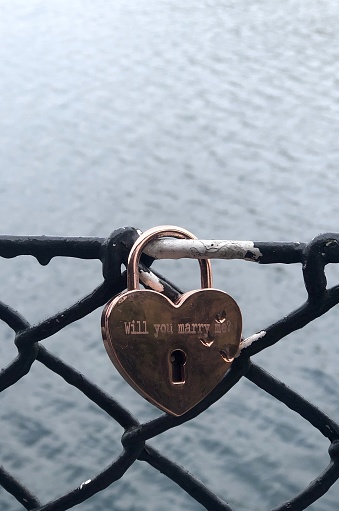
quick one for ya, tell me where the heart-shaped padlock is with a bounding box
[102,226,242,416]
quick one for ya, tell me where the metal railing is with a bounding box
[1,227,339,511]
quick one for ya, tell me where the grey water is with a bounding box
[0,0,339,510]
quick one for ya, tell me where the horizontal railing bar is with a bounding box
[0,235,306,264]
[0,236,104,264]
[144,239,305,263]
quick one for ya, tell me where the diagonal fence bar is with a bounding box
[0,228,339,510]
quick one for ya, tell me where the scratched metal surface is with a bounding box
[0,0,339,510]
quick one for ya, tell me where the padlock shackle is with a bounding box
[127,226,212,291]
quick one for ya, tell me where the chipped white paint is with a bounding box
[238,330,267,353]
[79,479,91,490]
[139,269,165,292]
[144,239,263,261]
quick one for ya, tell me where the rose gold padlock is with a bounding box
[101,226,242,416]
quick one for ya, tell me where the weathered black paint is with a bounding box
[1,229,339,510]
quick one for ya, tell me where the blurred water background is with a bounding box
[0,1,339,510]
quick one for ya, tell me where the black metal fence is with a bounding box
[1,228,339,511]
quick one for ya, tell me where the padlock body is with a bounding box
[102,288,242,416]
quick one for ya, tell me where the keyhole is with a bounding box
[170,349,187,384]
